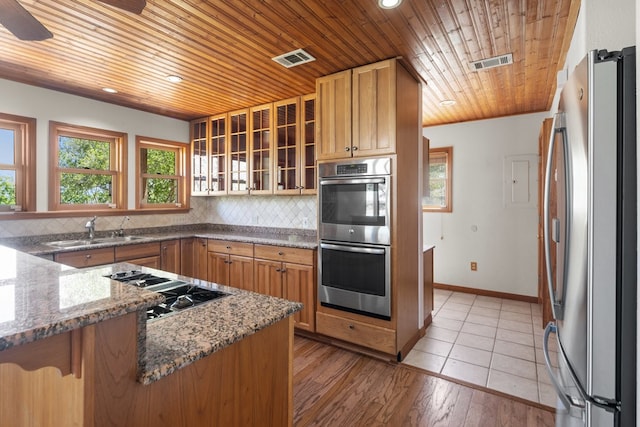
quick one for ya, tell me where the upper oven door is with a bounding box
[319,176,390,245]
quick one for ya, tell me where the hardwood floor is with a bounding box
[293,337,555,427]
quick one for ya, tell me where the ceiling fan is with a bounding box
[0,0,146,41]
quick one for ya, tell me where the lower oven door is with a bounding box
[318,241,391,320]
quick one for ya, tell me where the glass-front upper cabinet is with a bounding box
[300,94,316,194]
[274,98,300,194]
[249,103,272,194]
[228,109,249,194]
[209,114,227,195]
[190,118,209,196]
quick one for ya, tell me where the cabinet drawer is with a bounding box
[207,240,254,257]
[316,311,396,355]
[254,244,315,265]
[115,242,161,262]
[55,247,115,268]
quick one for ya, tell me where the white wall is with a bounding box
[423,112,547,297]
[0,78,189,211]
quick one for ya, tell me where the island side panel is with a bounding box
[93,316,294,427]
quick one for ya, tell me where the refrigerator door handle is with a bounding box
[543,322,581,410]
[544,323,621,414]
[543,113,565,319]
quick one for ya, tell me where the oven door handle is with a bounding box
[320,242,387,255]
[320,178,386,186]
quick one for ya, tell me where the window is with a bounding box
[423,146,452,212]
[0,113,36,212]
[136,136,189,209]
[49,122,127,211]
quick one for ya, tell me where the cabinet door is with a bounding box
[54,247,114,268]
[209,114,227,195]
[273,97,300,194]
[127,256,161,269]
[352,59,396,157]
[283,262,315,332]
[254,258,284,298]
[228,109,250,194]
[180,238,195,277]
[191,118,209,196]
[228,255,254,291]
[316,70,352,160]
[300,93,317,194]
[208,252,229,286]
[193,238,209,281]
[249,103,273,194]
[160,239,181,274]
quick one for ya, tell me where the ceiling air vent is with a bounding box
[272,48,316,68]
[469,53,513,71]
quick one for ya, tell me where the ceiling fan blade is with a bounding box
[0,0,52,41]
[97,0,146,14]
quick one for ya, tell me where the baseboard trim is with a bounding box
[433,283,539,304]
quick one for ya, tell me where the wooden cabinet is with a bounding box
[191,95,315,196]
[193,237,208,281]
[316,311,396,354]
[115,242,161,264]
[316,70,351,160]
[316,59,399,160]
[190,118,209,196]
[249,103,273,194]
[228,109,250,194]
[160,239,181,274]
[54,247,114,268]
[180,238,195,277]
[254,244,316,332]
[207,240,254,289]
[315,58,422,360]
[300,94,317,194]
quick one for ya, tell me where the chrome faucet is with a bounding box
[85,216,97,240]
[115,216,130,237]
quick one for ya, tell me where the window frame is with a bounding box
[136,136,189,210]
[0,113,36,212]
[49,121,127,211]
[423,146,453,213]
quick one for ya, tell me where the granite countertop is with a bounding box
[0,246,163,351]
[5,225,318,256]
[0,247,302,385]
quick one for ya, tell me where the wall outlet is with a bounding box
[470,262,477,271]
[302,217,309,228]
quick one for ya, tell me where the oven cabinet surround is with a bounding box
[315,58,422,360]
[316,58,401,160]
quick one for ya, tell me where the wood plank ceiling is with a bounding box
[0,0,579,126]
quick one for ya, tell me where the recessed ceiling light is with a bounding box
[378,0,402,9]
[102,87,118,94]
[166,75,183,83]
[439,99,456,106]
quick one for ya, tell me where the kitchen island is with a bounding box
[0,245,301,426]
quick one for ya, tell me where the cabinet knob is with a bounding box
[85,254,92,259]
[352,146,358,151]
[226,246,231,249]
[348,324,355,330]
[345,147,351,152]
[278,251,284,256]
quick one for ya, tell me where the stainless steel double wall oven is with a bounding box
[318,157,391,320]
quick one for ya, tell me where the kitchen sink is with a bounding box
[46,235,149,248]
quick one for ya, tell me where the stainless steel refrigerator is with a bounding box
[543,47,636,426]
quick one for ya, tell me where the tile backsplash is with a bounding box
[0,195,318,238]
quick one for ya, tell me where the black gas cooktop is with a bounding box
[106,270,228,320]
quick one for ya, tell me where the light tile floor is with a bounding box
[403,289,559,407]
